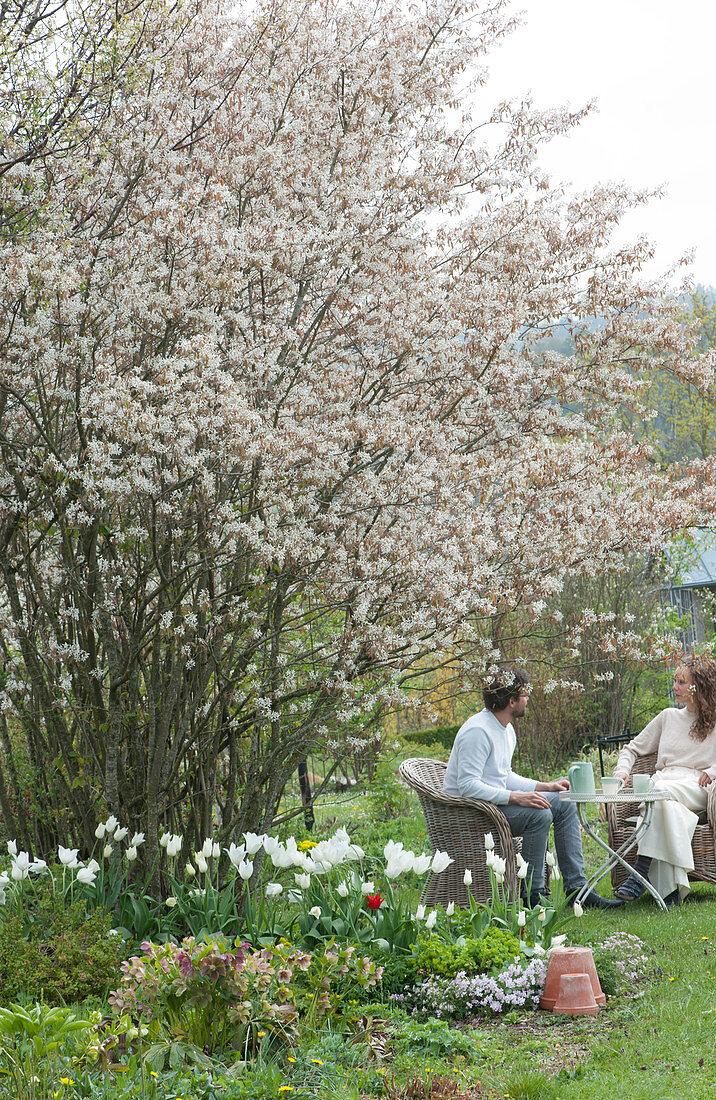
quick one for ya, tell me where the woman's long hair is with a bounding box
[681,656,716,741]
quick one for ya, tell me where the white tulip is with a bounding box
[238,859,253,880]
[166,896,177,908]
[104,816,118,834]
[226,842,246,868]
[243,832,264,855]
[212,842,221,859]
[415,904,426,920]
[185,862,196,877]
[201,838,214,858]
[538,907,547,923]
[360,880,375,895]
[194,852,208,874]
[517,911,527,928]
[159,833,170,848]
[573,901,584,918]
[94,824,106,840]
[262,835,280,855]
[295,873,311,889]
[491,856,506,878]
[58,846,80,868]
[551,865,561,881]
[6,840,17,857]
[166,834,183,859]
[484,832,495,851]
[30,859,47,874]
[337,882,349,897]
[87,859,100,874]
[265,882,283,897]
[463,868,472,886]
[445,901,455,916]
[76,866,97,885]
[130,832,145,847]
[113,827,128,842]
[103,845,113,858]
[425,910,438,930]
[545,850,557,868]
[10,861,28,881]
[551,934,567,947]
[309,905,321,917]
[126,846,138,862]
[430,850,453,874]
[412,854,432,875]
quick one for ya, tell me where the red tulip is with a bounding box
[365,893,383,910]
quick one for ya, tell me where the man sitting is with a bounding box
[442,667,622,910]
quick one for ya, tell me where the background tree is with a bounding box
[0,0,712,863]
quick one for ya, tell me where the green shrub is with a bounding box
[365,947,417,996]
[414,926,521,978]
[404,723,460,753]
[0,890,121,1003]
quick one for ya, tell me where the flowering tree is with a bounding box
[0,0,711,858]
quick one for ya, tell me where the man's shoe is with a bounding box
[580,890,624,910]
[663,889,680,908]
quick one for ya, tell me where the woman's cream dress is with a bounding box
[616,708,716,899]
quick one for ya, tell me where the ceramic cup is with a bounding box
[601,776,623,795]
[632,773,652,794]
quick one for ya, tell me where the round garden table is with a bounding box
[559,788,673,912]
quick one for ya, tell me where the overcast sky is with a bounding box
[482,0,715,288]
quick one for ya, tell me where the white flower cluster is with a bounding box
[384,839,453,879]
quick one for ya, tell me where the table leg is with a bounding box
[574,803,667,912]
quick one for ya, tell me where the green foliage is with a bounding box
[109,937,297,1057]
[390,1014,483,1061]
[588,942,621,997]
[370,948,417,996]
[414,926,521,978]
[0,1003,94,1100]
[0,887,121,1004]
[503,1068,557,1099]
[403,724,460,753]
[365,756,411,821]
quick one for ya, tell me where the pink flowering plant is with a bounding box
[109,937,298,1057]
[109,934,382,1056]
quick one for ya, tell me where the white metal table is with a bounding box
[559,789,673,912]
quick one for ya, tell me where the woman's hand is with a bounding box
[698,771,713,788]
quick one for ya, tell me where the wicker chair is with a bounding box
[399,757,531,907]
[605,751,716,893]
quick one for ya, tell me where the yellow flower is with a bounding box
[258,1031,266,1037]
[278,1089,294,1094]
[298,840,316,851]
[59,1081,74,1086]
[311,1058,324,1064]
[288,1056,296,1063]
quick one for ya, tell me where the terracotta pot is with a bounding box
[552,972,600,1016]
[540,945,605,1010]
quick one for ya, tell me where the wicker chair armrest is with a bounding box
[707,778,716,832]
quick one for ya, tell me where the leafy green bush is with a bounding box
[0,890,122,1004]
[404,724,460,753]
[414,926,521,978]
[391,1015,484,1061]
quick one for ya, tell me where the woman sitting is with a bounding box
[613,656,716,907]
